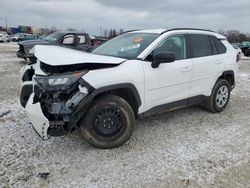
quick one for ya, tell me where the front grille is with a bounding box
[40,62,88,75]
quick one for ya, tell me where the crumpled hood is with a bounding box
[34,45,126,66]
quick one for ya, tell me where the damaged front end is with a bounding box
[22,45,125,140]
[26,68,94,139]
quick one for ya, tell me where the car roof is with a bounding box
[130,28,226,39]
[55,31,86,35]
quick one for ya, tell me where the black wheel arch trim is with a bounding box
[219,70,235,88]
[90,83,141,107]
[67,83,141,132]
[222,70,235,77]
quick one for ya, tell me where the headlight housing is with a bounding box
[34,70,88,92]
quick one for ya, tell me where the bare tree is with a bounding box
[108,29,113,38]
[66,27,77,31]
[119,28,124,35]
[103,29,108,38]
[112,29,117,37]
[50,26,57,33]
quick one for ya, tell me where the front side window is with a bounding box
[190,34,212,58]
[152,34,187,60]
[62,34,75,45]
[92,33,159,59]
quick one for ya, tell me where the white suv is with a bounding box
[20,28,240,148]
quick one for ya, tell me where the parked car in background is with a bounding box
[0,31,10,42]
[11,33,30,42]
[232,44,243,56]
[239,41,250,56]
[22,34,40,41]
[245,48,250,56]
[20,28,239,148]
[17,31,93,63]
[6,35,11,42]
[90,36,108,47]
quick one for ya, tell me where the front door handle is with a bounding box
[181,66,192,72]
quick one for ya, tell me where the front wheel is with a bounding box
[79,95,135,149]
[204,79,231,113]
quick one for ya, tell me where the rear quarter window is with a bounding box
[211,36,227,54]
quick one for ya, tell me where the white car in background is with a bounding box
[0,31,9,42]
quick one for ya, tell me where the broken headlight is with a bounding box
[34,70,88,92]
[28,47,35,55]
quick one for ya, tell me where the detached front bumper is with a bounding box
[25,83,91,139]
[26,93,50,140]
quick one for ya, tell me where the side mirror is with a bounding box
[152,52,176,68]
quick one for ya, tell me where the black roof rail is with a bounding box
[121,30,138,34]
[161,28,215,34]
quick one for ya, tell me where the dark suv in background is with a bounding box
[17,31,93,63]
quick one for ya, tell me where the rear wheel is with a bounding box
[204,79,231,113]
[79,95,135,149]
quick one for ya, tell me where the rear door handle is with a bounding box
[215,60,223,65]
[181,66,192,72]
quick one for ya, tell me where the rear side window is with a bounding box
[189,34,212,58]
[77,35,86,44]
[211,36,227,54]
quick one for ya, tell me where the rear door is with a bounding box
[189,34,225,97]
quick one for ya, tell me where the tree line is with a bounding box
[102,28,124,38]
[102,29,250,42]
[48,26,250,43]
[218,30,250,43]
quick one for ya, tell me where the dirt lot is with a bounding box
[0,43,249,188]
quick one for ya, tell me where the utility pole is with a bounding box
[5,16,8,30]
[100,25,103,36]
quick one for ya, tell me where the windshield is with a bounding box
[44,32,63,42]
[92,33,159,59]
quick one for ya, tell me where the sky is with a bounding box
[0,0,249,35]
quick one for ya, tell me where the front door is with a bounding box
[143,34,192,111]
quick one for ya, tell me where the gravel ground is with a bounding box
[0,43,249,188]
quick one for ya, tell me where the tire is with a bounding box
[204,79,231,113]
[79,95,135,149]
